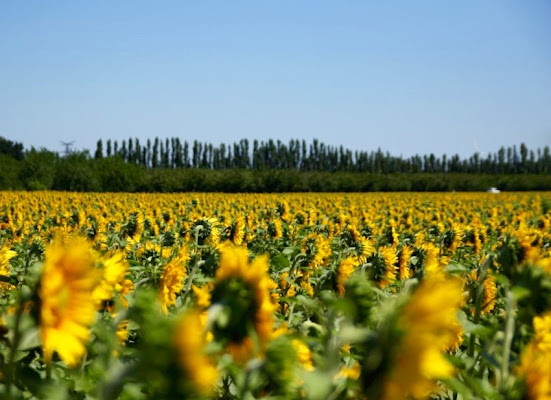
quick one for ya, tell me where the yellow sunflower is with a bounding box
[267,218,283,239]
[379,246,398,288]
[301,233,331,269]
[469,270,498,315]
[159,251,189,314]
[228,216,246,246]
[398,245,413,281]
[0,246,17,292]
[210,246,276,362]
[192,284,212,309]
[39,238,99,367]
[517,342,551,400]
[337,256,358,295]
[291,339,314,371]
[174,310,219,394]
[190,217,221,246]
[382,276,463,400]
[533,311,551,352]
[516,312,551,400]
[92,251,129,310]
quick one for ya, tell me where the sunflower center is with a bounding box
[211,278,256,343]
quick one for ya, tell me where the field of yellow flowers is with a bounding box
[0,191,550,399]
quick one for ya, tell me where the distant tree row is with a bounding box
[1,135,551,191]
[2,150,551,192]
[93,137,551,174]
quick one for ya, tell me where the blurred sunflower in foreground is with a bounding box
[516,311,551,400]
[209,246,276,362]
[39,238,99,367]
[174,310,219,395]
[381,276,463,399]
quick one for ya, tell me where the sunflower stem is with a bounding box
[499,291,515,391]
[185,260,204,294]
[6,295,24,399]
[238,366,252,399]
[287,302,295,324]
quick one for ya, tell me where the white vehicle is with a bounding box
[487,187,501,194]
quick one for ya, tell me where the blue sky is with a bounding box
[1,1,550,158]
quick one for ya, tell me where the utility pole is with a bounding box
[60,140,75,156]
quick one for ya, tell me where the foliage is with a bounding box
[0,137,24,161]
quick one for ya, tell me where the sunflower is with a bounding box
[533,311,551,352]
[464,226,484,255]
[469,270,498,315]
[341,225,375,262]
[276,201,291,221]
[516,312,551,400]
[370,247,398,288]
[382,276,463,400]
[267,219,283,239]
[191,217,221,246]
[226,216,245,246]
[383,223,399,246]
[39,238,99,367]
[446,321,464,353]
[92,251,129,311]
[398,245,413,281]
[300,276,314,297]
[340,224,362,245]
[116,319,129,343]
[442,224,464,252]
[159,251,189,314]
[517,341,551,400]
[301,233,331,269]
[192,284,212,309]
[291,339,314,371]
[355,237,375,264]
[280,272,296,298]
[512,227,544,266]
[0,246,17,292]
[417,242,447,277]
[210,246,276,362]
[174,310,218,394]
[336,362,361,380]
[337,256,358,295]
[379,247,398,288]
[294,210,307,226]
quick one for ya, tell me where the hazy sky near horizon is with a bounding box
[1,1,550,158]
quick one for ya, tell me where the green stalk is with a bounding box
[499,291,515,391]
[6,298,24,399]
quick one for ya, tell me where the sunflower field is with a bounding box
[0,191,550,400]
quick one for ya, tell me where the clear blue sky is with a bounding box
[1,1,550,158]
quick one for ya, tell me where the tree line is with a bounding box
[1,136,550,192]
[93,137,551,174]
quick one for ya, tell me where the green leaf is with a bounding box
[271,253,290,271]
[302,371,334,400]
[18,327,40,351]
[458,311,492,337]
[512,286,531,301]
[282,247,296,256]
[338,325,370,344]
[445,263,471,274]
